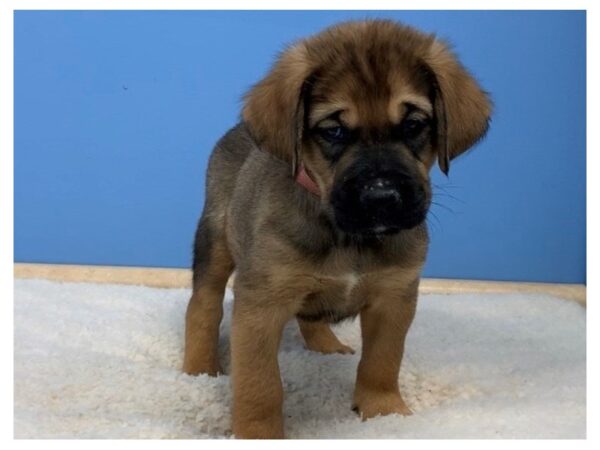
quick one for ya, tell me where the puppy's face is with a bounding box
[243,20,492,237]
[302,66,436,236]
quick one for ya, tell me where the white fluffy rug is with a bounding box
[14,279,585,439]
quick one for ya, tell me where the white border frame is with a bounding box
[2,2,594,447]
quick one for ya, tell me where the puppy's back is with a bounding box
[203,123,254,215]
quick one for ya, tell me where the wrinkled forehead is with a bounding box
[308,65,432,129]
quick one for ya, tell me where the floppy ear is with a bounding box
[424,40,492,175]
[242,44,314,176]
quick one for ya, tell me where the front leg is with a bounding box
[353,278,418,420]
[230,281,300,439]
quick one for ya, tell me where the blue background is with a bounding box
[14,10,586,283]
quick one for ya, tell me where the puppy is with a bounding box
[183,19,491,439]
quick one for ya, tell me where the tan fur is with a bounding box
[242,44,312,168]
[425,40,492,172]
[183,19,491,439]
[298,319,355,354]
[184,232,233,376]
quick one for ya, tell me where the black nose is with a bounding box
[359,178,402,206]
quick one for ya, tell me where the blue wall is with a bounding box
[14,10,586,283]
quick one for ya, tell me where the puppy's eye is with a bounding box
[400,118,427,139]
[319,126,351,143]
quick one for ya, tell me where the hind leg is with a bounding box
[183,217,234,376]
[298,319,354,355]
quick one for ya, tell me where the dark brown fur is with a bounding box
[183,20,491,439]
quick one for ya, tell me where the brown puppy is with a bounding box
[183,19,491,439]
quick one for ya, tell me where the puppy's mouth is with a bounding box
[330,174,429,236]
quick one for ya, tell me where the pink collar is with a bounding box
[295,164,320,196]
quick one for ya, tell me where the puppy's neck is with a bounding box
[295,164,320,196]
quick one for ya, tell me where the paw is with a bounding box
[306,340,355,355]
[298,320,355,355]
[352,389,412,420]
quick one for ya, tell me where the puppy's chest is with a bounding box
[297,270,368,323]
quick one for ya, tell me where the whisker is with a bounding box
[426,210,443,233]
[432,182,463,191]
[431,201,460,215]
[432,191,465,204]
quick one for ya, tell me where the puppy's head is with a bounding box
[243,20,492,236]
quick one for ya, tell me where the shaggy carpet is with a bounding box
[14,279,585,438]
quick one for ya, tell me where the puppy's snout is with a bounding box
[359,178,402,207]
[331,167,430,235]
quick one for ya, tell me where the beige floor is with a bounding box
[14,263,586,306]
